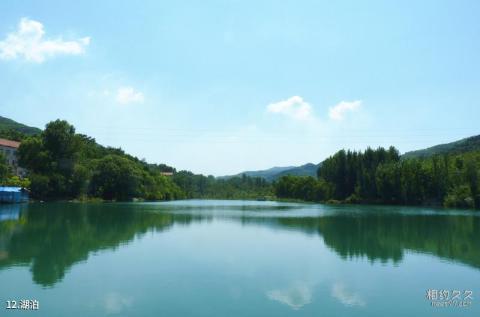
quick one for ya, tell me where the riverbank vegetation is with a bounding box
[2,118,479,208]
[173,171,272,200]
[14,119,183,200]
[11,119,271,201]
[274,147,480,209]
[0,153,31,188]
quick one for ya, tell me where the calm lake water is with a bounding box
[0,200,479,316]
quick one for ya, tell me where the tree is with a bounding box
[18,136,50,173]
[43,120,80,175]
[0,152,8,181]
[90,155,143,201]
[17,121,81,199]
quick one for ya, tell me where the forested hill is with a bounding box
[403,135,480,159]
[225,135,480,182]
[1,115,479,208]
[222,163,320,182]
[273,163,320,180]
[0,115,41,138]
[221,166,295,181]
[0,117,272,201]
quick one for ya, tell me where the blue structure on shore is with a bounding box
[0,187,29,203]
[0,203,21,221]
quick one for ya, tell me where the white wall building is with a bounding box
[0,138,26,177]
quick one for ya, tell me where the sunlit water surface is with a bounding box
[1,200,479,316]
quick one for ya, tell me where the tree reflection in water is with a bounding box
[0,202,479,286]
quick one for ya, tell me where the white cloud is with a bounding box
[331,282,366,307]
[267,96,313,121]
[0,18,90,63]
[116,87,145,104]
[266,282,313,310]
[329,100,362,121]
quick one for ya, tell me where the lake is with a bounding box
[0,200,479,316]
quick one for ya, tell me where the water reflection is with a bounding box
[331,282,366,307]
[0,203,208,286]
[103,292,134,315]
[0,201,479,287]
[266,281,314,310]
[273,214,480,268]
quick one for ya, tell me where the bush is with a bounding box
[444,185,475,209]
[29,174,50,199]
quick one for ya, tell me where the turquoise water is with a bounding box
[0,200,479,316]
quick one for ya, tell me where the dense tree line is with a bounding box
[173,171,273,200]
[0,152,31,188]
[0,128,29,142]
[275,147,480,209]
[5,119,479,208]
[0,128,32,186]
[8,119,271,201]
[16,120,183,201]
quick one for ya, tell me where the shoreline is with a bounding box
[13,196,479,211]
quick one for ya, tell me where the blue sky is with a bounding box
[0,0,479,175]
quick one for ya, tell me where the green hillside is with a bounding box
[0,117,272,201]
[273,163,320,180]
[0,115,41,138]
[402,135,480,159]
[221,163,320,182]
[221,166,294,181]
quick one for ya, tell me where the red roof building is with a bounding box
[0,138,20,149]
[0,138,25,177]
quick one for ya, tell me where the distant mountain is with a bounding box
[402,135,480,159]
[273,163,320,180]
[0,116,41,135]
[220,166,294,181]
[221,163,320,182]
[225,134,480,182]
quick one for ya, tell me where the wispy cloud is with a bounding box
[116,86,145,104]
[267,96,313,121]
[0,18,90,63]
[331,282,366,307]
[329,100,362,121]
[266,282,313,310]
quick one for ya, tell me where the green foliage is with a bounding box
[173,171,272,200]
[14,119,270,201]
[0,115,41,137]
[0,128,28,142]
[1,176,31,188]
[275,146,480,209]
[0,152,30,188]
[444,185,475,209]
[90,155,144,200]
[28,174,50,198]
[43,120,79,165]
[11,117,480,208]
[0,152,8,181]
[89,155,183,201]
[17,120,182,201]
[318,146,400,200]
[274,175,330,202]
[403,135,480,159]
[274,163,320,180]
[17,137,50,173]
[226,163,320,182]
